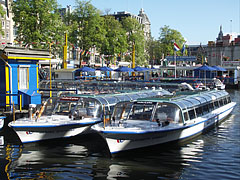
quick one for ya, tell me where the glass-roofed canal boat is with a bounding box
[0,116,6,130]
[91,90,236,154]
[8,89,171,143]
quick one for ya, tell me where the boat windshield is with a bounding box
[153,103,182,124]
[52,97,102,119]
[53,97,79,115]
[73,98,102,119]
[112,102,156,121]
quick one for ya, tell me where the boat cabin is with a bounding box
[37,89,171,120]
[111,90,232,126]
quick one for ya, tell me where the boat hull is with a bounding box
[0,120,3,130]
[0,117,6,130]
[13,125,89,143]
[99,102,236,154]
[9,117,102,143]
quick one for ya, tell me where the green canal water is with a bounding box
[0,89,239,180]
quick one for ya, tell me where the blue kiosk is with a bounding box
[0,47,50,111]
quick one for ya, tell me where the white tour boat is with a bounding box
[0,116,6,130]
[92,90,236,154]
[9,89,171,143]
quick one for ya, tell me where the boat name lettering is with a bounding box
[60,97,80,101]
[135,102,154,104]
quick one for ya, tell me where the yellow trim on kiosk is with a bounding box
[27,67,29,89]
[17,67,19,90]
[36,65,39,93]
[6,56,51,60]
[19,94,22,111]
[5,65,10,107]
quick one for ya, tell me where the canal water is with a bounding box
[0,90,239,180]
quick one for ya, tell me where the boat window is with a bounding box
[184,112,189,121]
[128,103,155,121]
[228,96,231,103]
[74,99,101,118]
[41,97,59,116]
[208,102,214,111]
[202,104,209,114]
[153,103,182,124]
[188,109,196,120]
[195,106,203,117]
[219,99,224,106]
[214,100,219,108]
[223,98,228,105]
[54,101,77,115]
[104,96,119,106]
[112,102,133,121]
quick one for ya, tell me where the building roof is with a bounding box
[0,46,51,60]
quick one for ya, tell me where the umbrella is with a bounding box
[194,65,215,71]
[143,67,151,70]
[114,66,134,72]
[96,66,113,71]
[194,65,215,86]
[133,66,146,71]
[212,66,227,71]
[75,66,95,72]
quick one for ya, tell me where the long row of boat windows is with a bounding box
[183,95,231,122]
[114,94,231,126]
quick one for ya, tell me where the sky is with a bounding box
[57,0,240,45]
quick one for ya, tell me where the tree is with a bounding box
[146,36,161,66]
[121,17,146,65]
[0,4,5,36]
[158,25,185,57]
[12,0,66,51]
[101,15,127,64]
[71,0,105,60]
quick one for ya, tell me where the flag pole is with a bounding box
[174,50,176,78]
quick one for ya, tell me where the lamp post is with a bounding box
[49,42,53,101]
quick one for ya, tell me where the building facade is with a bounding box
[0,0,14,46]
[59,5,72,19]
[111,8,151,40]
[206,26,240,66]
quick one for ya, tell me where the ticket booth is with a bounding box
[0,47,50,110]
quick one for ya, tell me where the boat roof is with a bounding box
[62,89,171,106]
[136,90,229,110]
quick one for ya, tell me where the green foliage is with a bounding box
[71,0,105,53]
[0,5,5,36]
[158,25,185,56]
[121,17,146,65]
[11,0,187,66]
[12,0,66,52]
[101,15,127,59]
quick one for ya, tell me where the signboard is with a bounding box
[166,56,196,61]
[222,61,240,66]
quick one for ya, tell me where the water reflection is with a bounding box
[0,132,109,179]
[103,137,207,179]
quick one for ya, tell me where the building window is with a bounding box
[18,67,29,89]
[6,21,9,29]
[6,31,9,40]
[2,20,4,28]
